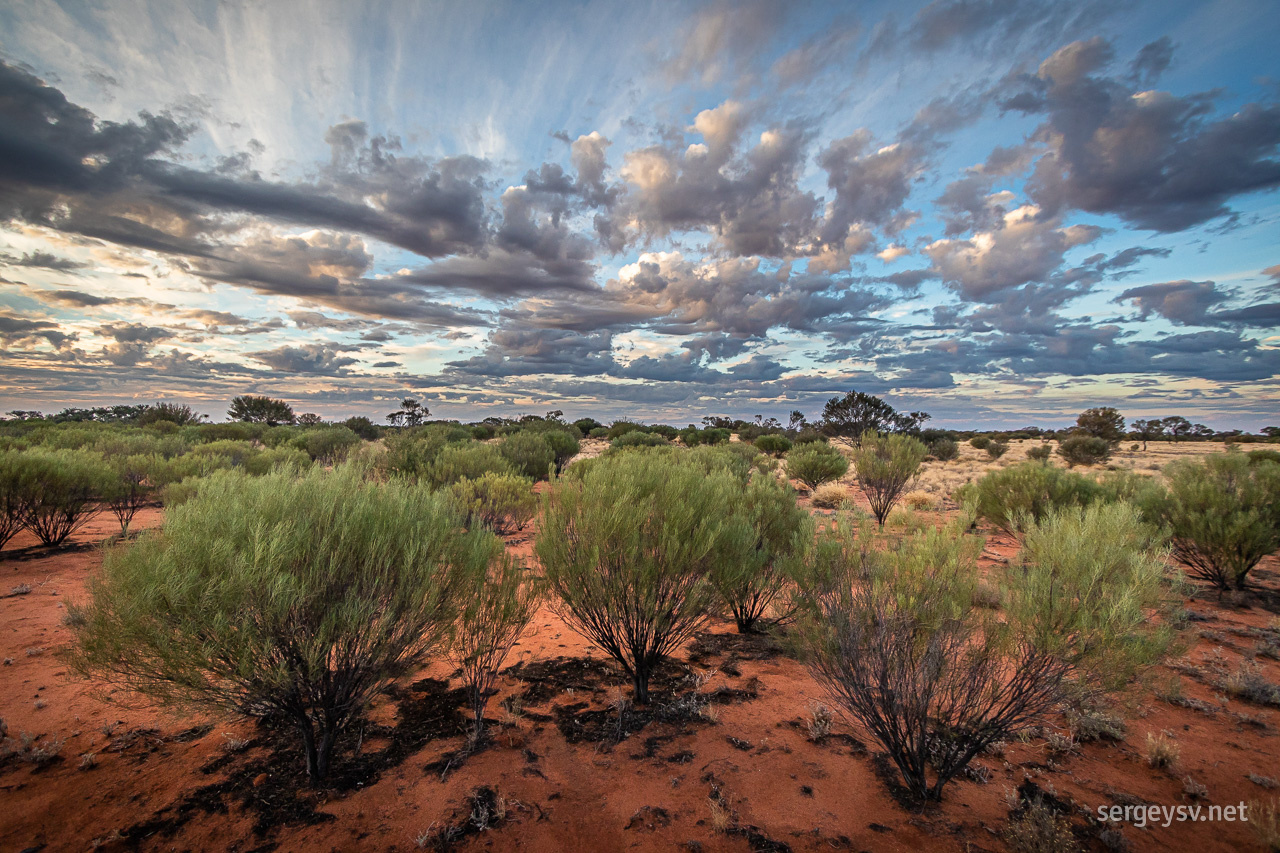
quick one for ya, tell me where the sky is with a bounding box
[1,0,1278,428]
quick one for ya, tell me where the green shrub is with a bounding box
[69,464,492,783]
[712,474,813,633]
[450,472,537,535]
[536,451,736,703]
[679,426,730,446]
[1027,444,1053,461]
[189,422,262,443]
[448,556,540,742]
[499,431,556,480]
[299,427,361,463]
[611,430,670,449]
[426,442,516,488]
[607,421,645,440]
[342,416,380,441]
[572,418,601,434]
[102,454,167,537]
[0,450,26,549]
[956,462,1102,535]
[753,434,793,457]
[685,444,761,483]
[539,429,581,472]
[588,426,609,438]
[384,424,472,479]
[986,439,1009,460]
[243,445,311,476]
[792,428,827,445]
[849,432,927,527]
[470,423,496,440]
[11,449,111,546]
[186,439,259,471]
[1137,453,1280,590]
[1057,435,1111,467]
[928,438,958,461]
[970,436,991,450]
[786,442,849,490]
[794,503,1173,802]
[1248,449,1280,466]
[649,424,679,440]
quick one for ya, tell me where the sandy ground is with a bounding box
[2,442,1279,852]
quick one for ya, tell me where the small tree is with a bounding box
[386,398,427,427]
[711,474,814,633]
[0,450,25,550]
[1161,415,1192,442]
[985,439,1009,460]
[794,503,1173,802]
[138,402,204,426]
[1130,418,1163,450]
[449,553,540,744]
[1137,453,1280,590]
[296,412,324,426]
[850,432,927,527]
[1075,407,1126,445]
[821,390,928,441]
[69,465,487,783]
[536,452,734,704]
[227,395,295,426]
[343,416,380,440]
[1057,435,1111,467]
[786,442,849,490]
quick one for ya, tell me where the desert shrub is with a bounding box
[794,502,1173,802]
[711,474,814,633]
[499,431,556,480]
[470,423,497,440]
[786,442,849,490]
[68,464,488,783]
[928,438,958,461]
[242,445,311,476]
[572,417,601,434]
[0,451,28,550]
[427,442,517,488]
[1003,791,1079,853]
[986,439,1009,460]
[850,432,927,527]
[298,426,361,463]
[1248,449,1280,466]
[342,416,380,441]
[679,426,730,446]
[1094,470,1155,504]
[649,424,679,440]
[810,483,849,509]
[1137,453,1280,590]
[753,434,793,457]
[792,428,827,445]
[970,436,991,450]
[185,439,259,471]
[450,472,537,535]
[679,444,758,483]
[384,424,473,480]
[102,454,167,537]
[588,426,609,438]
[538,429,580,473]
[11,449,111,547]
[607,421,645,440]
[611,430,670,449]
[957,463,1102,536]
[536,452,736,703]
[259,425,301,448]
[1057,435,1111,467]
[189,422,262,443]
[162,475,220,507]
[1027,444,1053,461]
[449,556,540,743]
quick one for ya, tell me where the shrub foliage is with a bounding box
[786,442,849,490]
[849,432,927,527]
[69,465,494,783]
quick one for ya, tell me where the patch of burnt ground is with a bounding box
[117,677,469,850]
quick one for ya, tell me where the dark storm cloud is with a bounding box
[1002,37,1280,231]
[446,326,616,378]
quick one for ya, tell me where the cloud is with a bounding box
[248,343,361,375]
[1002,38,1280,231]
[1118,278,1280,327]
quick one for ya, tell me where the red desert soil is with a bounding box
[2,501,1278,853]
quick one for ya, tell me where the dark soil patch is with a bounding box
[117,677,469,848]
[503,656,697,707]
[686,630,787,670]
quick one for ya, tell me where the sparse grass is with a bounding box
[1,732,64,766]
[805,701,833,742]
[1249,774,1279,790]
[809,483,848,509]
[78,752,97,770]
[1219,660,1280,706]
[1004,794,1080,853]
[708,796,733,834]
[1065,705,1126,742]
[1248,798,1280,852]
[1182,776,1208,800]
[1145,732,1180,769]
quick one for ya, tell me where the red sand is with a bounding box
[2,504,1278,852]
